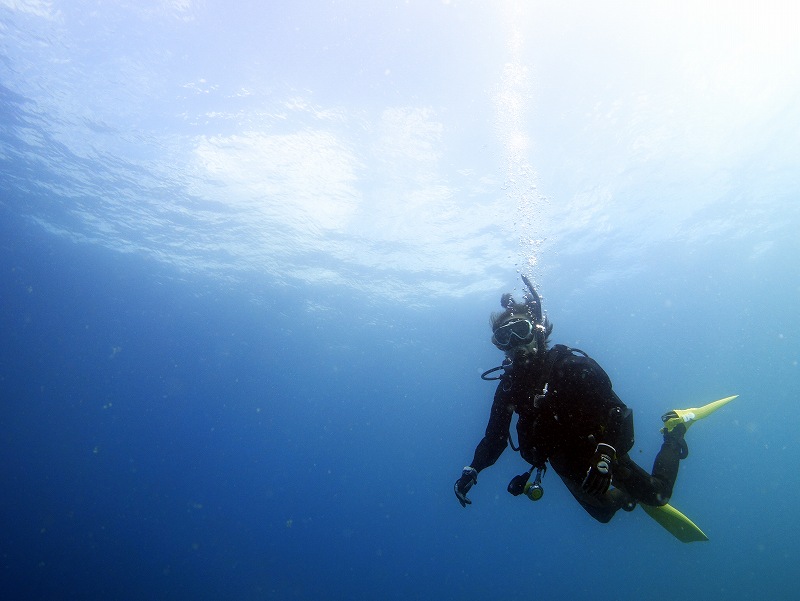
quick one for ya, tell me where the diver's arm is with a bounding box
[588,370,633,452]
[455,387,513,507]
[605,395,634,454]
[468,386,514,473]
[560,353,630,445]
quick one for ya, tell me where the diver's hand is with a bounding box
[454,467,478,507]
[582,443,616,496]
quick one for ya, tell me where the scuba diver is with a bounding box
[453,275,691,524]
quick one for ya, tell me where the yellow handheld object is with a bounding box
[661,395,739,433]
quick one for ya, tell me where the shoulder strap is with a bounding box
[533,345,569,397]
[508,345,585,450]
[533,344,592,407]
[541,345,564,380]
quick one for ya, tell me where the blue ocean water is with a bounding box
[2,2,800,600]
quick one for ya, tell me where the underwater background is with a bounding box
[2,1,799,600]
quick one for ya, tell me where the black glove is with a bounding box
[582,443,616,496]
[454,466,478,507]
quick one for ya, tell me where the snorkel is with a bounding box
[520,274,542,321]
[520,274,550,353]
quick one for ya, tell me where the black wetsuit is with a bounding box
[470,345,684,522]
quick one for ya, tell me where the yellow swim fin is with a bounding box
[640,503,709,543]
[643,394,739,542]
[661,395,739,434]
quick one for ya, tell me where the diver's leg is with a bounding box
[549,452,623,523]
[615,427,686,506]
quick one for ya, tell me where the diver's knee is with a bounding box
[641,490,672,507]
[652,492,672,507]
[582,504,616,523]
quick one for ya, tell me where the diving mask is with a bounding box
[492,318,535,351]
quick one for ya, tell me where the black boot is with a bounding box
[663,422,689,459]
